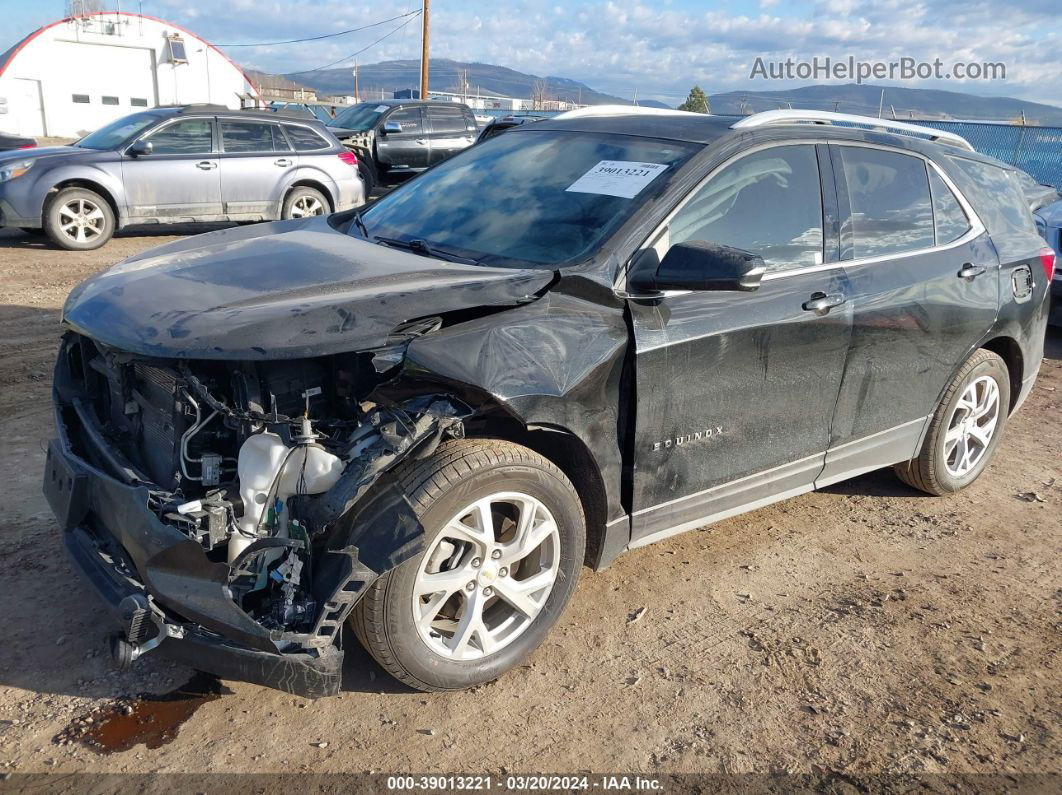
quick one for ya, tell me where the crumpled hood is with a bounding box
[62,216,554,360]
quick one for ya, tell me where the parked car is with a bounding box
[46,109,1051,697]
[475,114,547,144]
[0,131,36,151]
[327,99,477,192]
[1016,170,1062,324]
[0,106,364,250]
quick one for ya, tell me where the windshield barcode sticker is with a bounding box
[566,160,670,199]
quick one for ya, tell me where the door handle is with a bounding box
[958,263,987,280]
[195,161,217,170]
[802,291,847,314]
[274,158,292,167]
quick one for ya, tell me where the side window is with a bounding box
[427,106,466,135]
[220,121,277,153]
[928,168,971,245]
[947,157,1039,237]
[837,147,934,258]
[145,118,213,155]
[669,145,824,271]
[386,107,424,135]
[282,124,329,151]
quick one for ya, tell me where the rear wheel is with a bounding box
[43,187,114,250]
[351,439,585,691]
[281,186,328,220]
[895,348,1010,495]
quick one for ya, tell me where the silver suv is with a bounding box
[0,106,365,250]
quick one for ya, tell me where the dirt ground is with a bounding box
[0,223,1058,781]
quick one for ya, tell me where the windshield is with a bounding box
[358,130,699,267]
[328,103,387,131]
[76,112,161,150]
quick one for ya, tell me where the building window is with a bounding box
[166,36,188,64]
[101,96,119,106]
[72,94,90,104]
[130,98,149,107]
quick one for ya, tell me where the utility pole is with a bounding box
[878,88,885,118]
[353,60,359,102]
[419,0,430,100]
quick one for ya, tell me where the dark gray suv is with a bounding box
[327,99,478,191]
[44,109,1051,696]
[0,106,364,250]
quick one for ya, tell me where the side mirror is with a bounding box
[127,139,153,157]
[382,120,403,135]
[628,241,766,293]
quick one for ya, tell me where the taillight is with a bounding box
[1040,246,1056,282]
[17,144,35,149]
[338,150,358,167]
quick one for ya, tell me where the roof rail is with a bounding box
[731,109,974,151]
[553,104,706,120]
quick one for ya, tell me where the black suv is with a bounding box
[45,109,1052,697]
[327,99,478,191]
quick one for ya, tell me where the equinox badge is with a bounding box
[652,427,723,452]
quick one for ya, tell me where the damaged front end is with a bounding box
[45,332,467,697]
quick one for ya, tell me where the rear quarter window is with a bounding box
[283,124,331,151]
[944,155,1041,261]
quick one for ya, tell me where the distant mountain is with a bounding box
[281,58,670,108]
[708,83,1062,125]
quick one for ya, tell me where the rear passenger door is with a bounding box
[217,118,293,219]
[818,144,999,484]
[425,105,476,165]
[376,106,429,170]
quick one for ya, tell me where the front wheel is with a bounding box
[43,187,114,250]
[351,439,585,691]
[895,348,1010,495]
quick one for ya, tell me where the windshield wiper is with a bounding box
[352,211,373,240]
[373,236,480,265]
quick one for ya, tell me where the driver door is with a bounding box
[376,106,429,171]
[628,143,852,546]
[122,117,223,221]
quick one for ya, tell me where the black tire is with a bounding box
[351,439,586,691]
[894,348,1010,495]
[281,186,329,220]
[357,157,377,195]
[43,187,114,250]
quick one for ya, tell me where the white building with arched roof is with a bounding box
[0,11,260,138]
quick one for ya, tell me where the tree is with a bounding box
[531,79,550,111]
[678,86,711,114]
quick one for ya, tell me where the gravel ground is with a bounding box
[0,223,1058,779]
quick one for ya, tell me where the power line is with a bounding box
[286,12,423,75]
[213,10,421,47]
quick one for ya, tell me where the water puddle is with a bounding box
[54,672,228,754]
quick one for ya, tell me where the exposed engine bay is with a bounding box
[53,331,467,647]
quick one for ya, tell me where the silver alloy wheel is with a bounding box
[290,194,324,217]
[412,492,561,661]
[943,375,1000,477]
[58,198,106,243]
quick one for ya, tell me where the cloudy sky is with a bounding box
[4,0,1061,106]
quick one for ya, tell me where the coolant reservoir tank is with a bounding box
[229,431,345,562]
